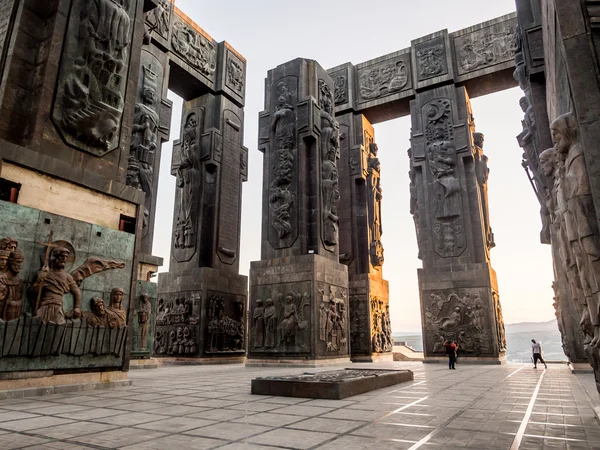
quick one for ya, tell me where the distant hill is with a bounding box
[393,319,566,362]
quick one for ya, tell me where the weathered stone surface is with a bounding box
[251,369,414,399]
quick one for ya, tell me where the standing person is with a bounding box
[444,339,457,370]
[531,339,548,369]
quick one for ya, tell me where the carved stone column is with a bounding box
[336,113,391,362]
[410,85,505,363]
[247,58,350,366]
[156,92,248,362]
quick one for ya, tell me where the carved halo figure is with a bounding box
[0,251,24,321]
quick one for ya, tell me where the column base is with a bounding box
[352,353,394,363]
[424,355,507,365]
[248,254,350,363]
[246,357,351,368]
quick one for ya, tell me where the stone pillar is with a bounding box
[410,84,505,363]
[247,58,350,366]
[336,112,391,362]
[155,92,248,362]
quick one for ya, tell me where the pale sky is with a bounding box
[153,0,555,333]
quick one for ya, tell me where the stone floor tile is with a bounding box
[135,416,217,433]
[56,407,124,421]
[0,410,41,422]
[233,412,303,427]
[28,420,119,439]
[0,416,74,432]
[143,404,210,416]
[286,417,365,434]
[107,401,167,412]
[268,404,334,417]
[92,411,171,426]
[184,399,244,409]
[120,434,225,449]
[184,422,273,440]
[225,401,285,413]
[245,428,338,449]
[321,409,387,422]
[69,427,167,448]
[23,443,97,449]
[0,433,50,449]
[188,409,248,422]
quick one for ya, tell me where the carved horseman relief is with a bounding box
[367,143,384,267]
[145,0,171,39]
[171,20,216,79]
[269,80,297,247]
[206,294,245,354]
[417,45,446,80]
[127,62,160,235]
[52,0,134,156]
[457,25,517,73]
[174,113,201,257]
[424,289,491,356]
[359,60,408,101]
[424,99,465,257]
[370,297,392,353]
[319,79,341,251]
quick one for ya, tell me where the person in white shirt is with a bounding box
[531,339,547,369]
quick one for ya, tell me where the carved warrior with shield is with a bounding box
[551,113,600,347]
[319,80,341,249]
[270,82,295,240]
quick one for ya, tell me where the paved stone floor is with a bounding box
[0,362,598,449]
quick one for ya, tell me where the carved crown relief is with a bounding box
[52,0,135,156]
[171,19,216,79]
[456,24,517,74]
[358,59,409,102]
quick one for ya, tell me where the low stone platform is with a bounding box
[251,369,413,400]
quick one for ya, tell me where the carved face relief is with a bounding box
[8,254,23,274]
[539,148,556,177]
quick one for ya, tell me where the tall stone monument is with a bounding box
[410,84,506,363]
[247,58,350,366]
[333,106,391,362]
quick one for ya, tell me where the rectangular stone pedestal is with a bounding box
[248,254,349,365]
[419,263,505,362]
[156,267,247,363]
[251,369,413,399]
[349,274,392,362]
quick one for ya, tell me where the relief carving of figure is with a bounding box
[368,143,384,267]
[175,113,200,249]
[281,292,299,345]
[28,247,82,324]
[269,82,296,240]
[127,65,159,229]
[359,61,408,101]
[171,21,216,76]
[459,27,517,72]
[0,251,24,321]
[227,57,244,92]
[552,113,600,347]
[473,133,495,249]
[253,299,265,348]
[78,297,109,327]
[319,80,341,248]
[106,288,126,328]
[264,298,277,348]
[138,293,151,349]
[417,45,445,79]
[60,0,131,151]
[146,0,170,38]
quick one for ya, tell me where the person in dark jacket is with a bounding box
[444,339,457,369]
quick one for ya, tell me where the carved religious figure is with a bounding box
[127,65,160,229]
[319,80,341,248]
[270,81,296,240]
[427,126,460,219]
[473,133,495,249]
[146,0,170,38]
[367,143,384,267]
[0,251,24,321]
[0,238,17,253]
[253,299,265,348]
[59,0,131,152]
[138,293,152,349]
[264,298,277,348]
[28,247,81,324]
[417,45,445,78]
[281,292,299,345]
[175,113,200,249]
[77,297,109,327]
[106,288,127,328]
[551,113,600,346]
